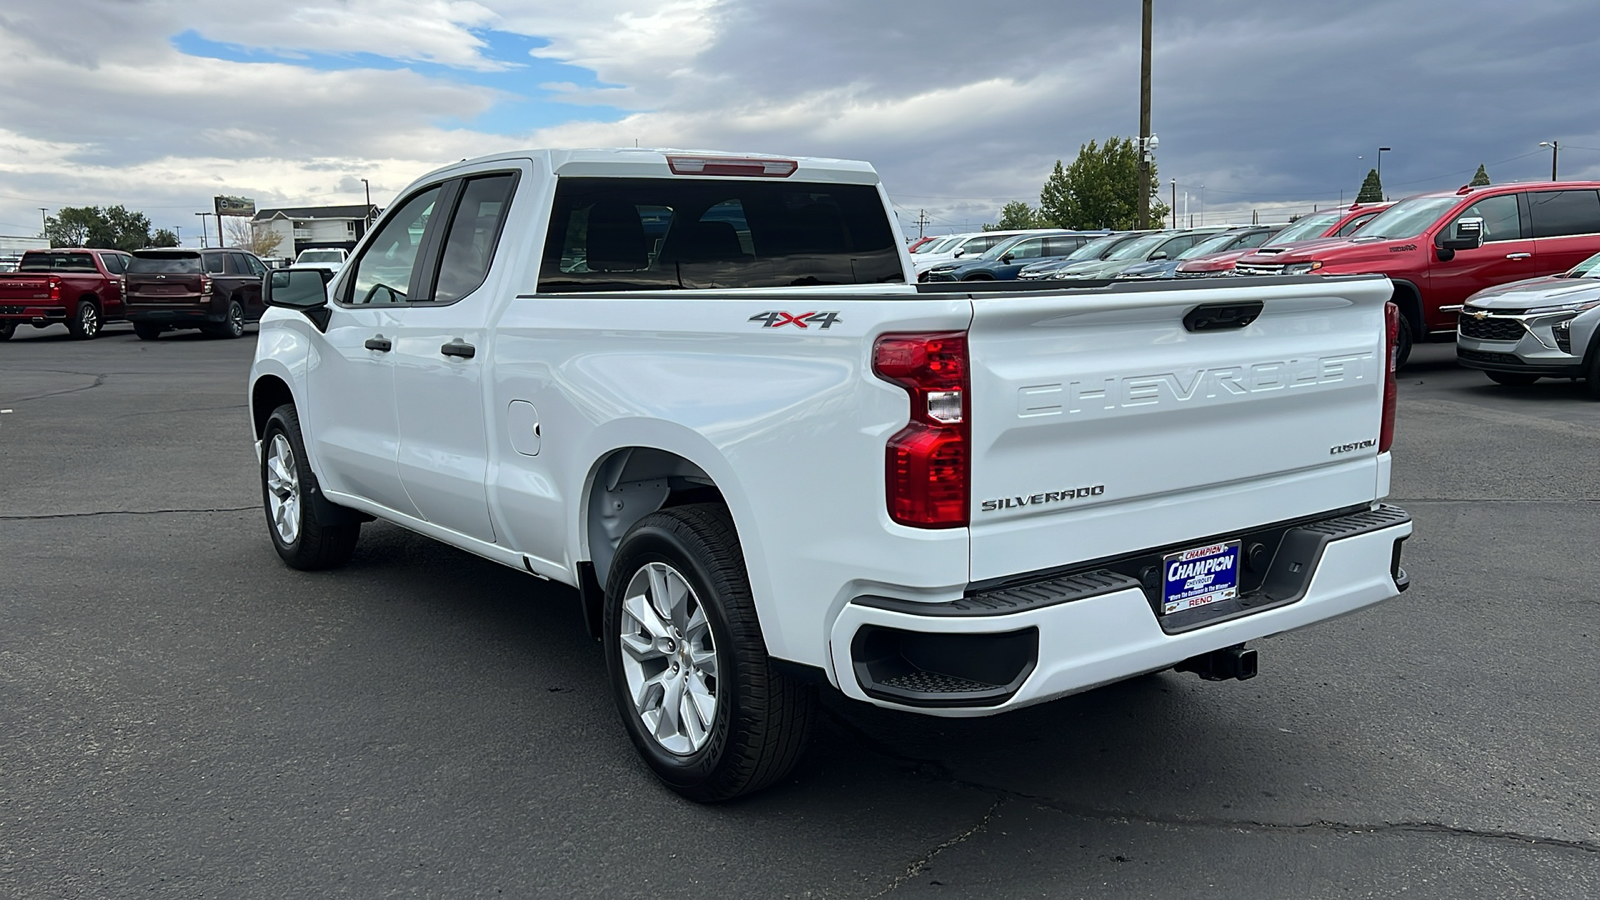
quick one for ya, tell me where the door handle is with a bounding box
[440,339,476,359]
[1505,252,1532,260]
[364,336,392,352]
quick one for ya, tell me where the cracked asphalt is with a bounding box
[2,323,1597,898]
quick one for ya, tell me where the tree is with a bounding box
[987,201,1045,231]
[45,204,162,251]
[46,207,99,248]
[225,217,285,257]
[1036,138,1169,230]
[1356,168,1383,203]
[150,228,180,248]
[1470,164,1491,186]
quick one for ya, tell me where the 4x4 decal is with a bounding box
[749,311,842,329]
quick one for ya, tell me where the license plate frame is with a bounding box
[1161,540,1242,615]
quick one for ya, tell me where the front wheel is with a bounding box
[604,504,816,801]
[66,301,101,339]
[261,404,361,570]
[133,323,162,341]
[1486,371,1539,387]
[0,321,14,341]
[1394,313,1414,368]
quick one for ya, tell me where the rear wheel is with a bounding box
[205,300,246,338]
[604,504,816,801]
[133,323,162,341]
[66,301,101,339]
[261,404,361,570]
[1586,351,1600,401]
[1486,371,1539,387]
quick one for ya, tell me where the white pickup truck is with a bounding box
[249,149,1412,801]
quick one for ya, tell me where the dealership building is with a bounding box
[249,205,379,260]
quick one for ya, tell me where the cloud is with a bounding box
[2,0,1600,240]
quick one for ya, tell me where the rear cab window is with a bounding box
[128,253,203,274]
[18,252,98,272]
[538,177,902,291]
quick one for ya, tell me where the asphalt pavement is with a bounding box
[2,321,1596,898]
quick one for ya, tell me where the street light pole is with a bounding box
[1540,141,1559,181]
[1377,147,1391,200]
[175,225,182,247]
[195,212,211,248]
[360,178,373,231]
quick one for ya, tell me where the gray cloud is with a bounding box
[2,0,1598,240]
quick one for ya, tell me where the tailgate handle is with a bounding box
[1184,301,1263,333]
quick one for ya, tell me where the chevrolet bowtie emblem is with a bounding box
[1471,310,1488,319]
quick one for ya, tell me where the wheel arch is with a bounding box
[1388,279,1425,338]
[251,373,296,440]
[575,431,760,641]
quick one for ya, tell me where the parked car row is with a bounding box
[0,247,272,341]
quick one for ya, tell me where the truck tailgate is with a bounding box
[965,276,1392,582]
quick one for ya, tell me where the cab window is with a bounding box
[346,186,441,305]
[1528,190,1600,238]
[432,174,517,304]
[1444,194,1523,244]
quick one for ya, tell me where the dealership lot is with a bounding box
[2,325,1597,898]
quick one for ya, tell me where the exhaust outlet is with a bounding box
[1176,644,1257,682]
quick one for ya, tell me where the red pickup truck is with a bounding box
[0,248,131,340]
[1234,182,1600,364]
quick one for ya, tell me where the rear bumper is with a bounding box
[829,505,1412,716]
[0,305,68,321]
[126,302,225,324]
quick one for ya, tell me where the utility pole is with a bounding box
[914,209,930,239]
[196,212,211,248]
[175,225,182,247]
[1170,179,1175,224]
[38,207,48,237]
[1136,0,1153,230]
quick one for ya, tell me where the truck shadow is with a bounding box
[337,521,1245,816]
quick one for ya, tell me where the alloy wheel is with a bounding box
[618,561,719,755]
[264,433,301,545]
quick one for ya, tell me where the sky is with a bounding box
[2,0,1599,245]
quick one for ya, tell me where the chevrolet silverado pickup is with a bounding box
[0,248,131,340]
[248,148,1413,801]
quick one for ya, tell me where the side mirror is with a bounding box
[265,268,334,330]
[952,249,967,258]
[1000,253,1015,263]
[1439,217,1484,252]
[1150,251,1168,260]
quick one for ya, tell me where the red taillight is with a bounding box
[47,276,61,302]
[873,332,969,528]
[200,275,213,295]
[666,155,798,177]
[1380,302,1399,452]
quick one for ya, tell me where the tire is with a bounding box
[1485,371,1539,387]
[133,323,162,341]
[604,503,817,801]
[261,404,361,570]
[1586,351,1600,401]
[66,300,101,339]
[0,321,13,341]
[205,300,246,338]
[1393,312,1414,369]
